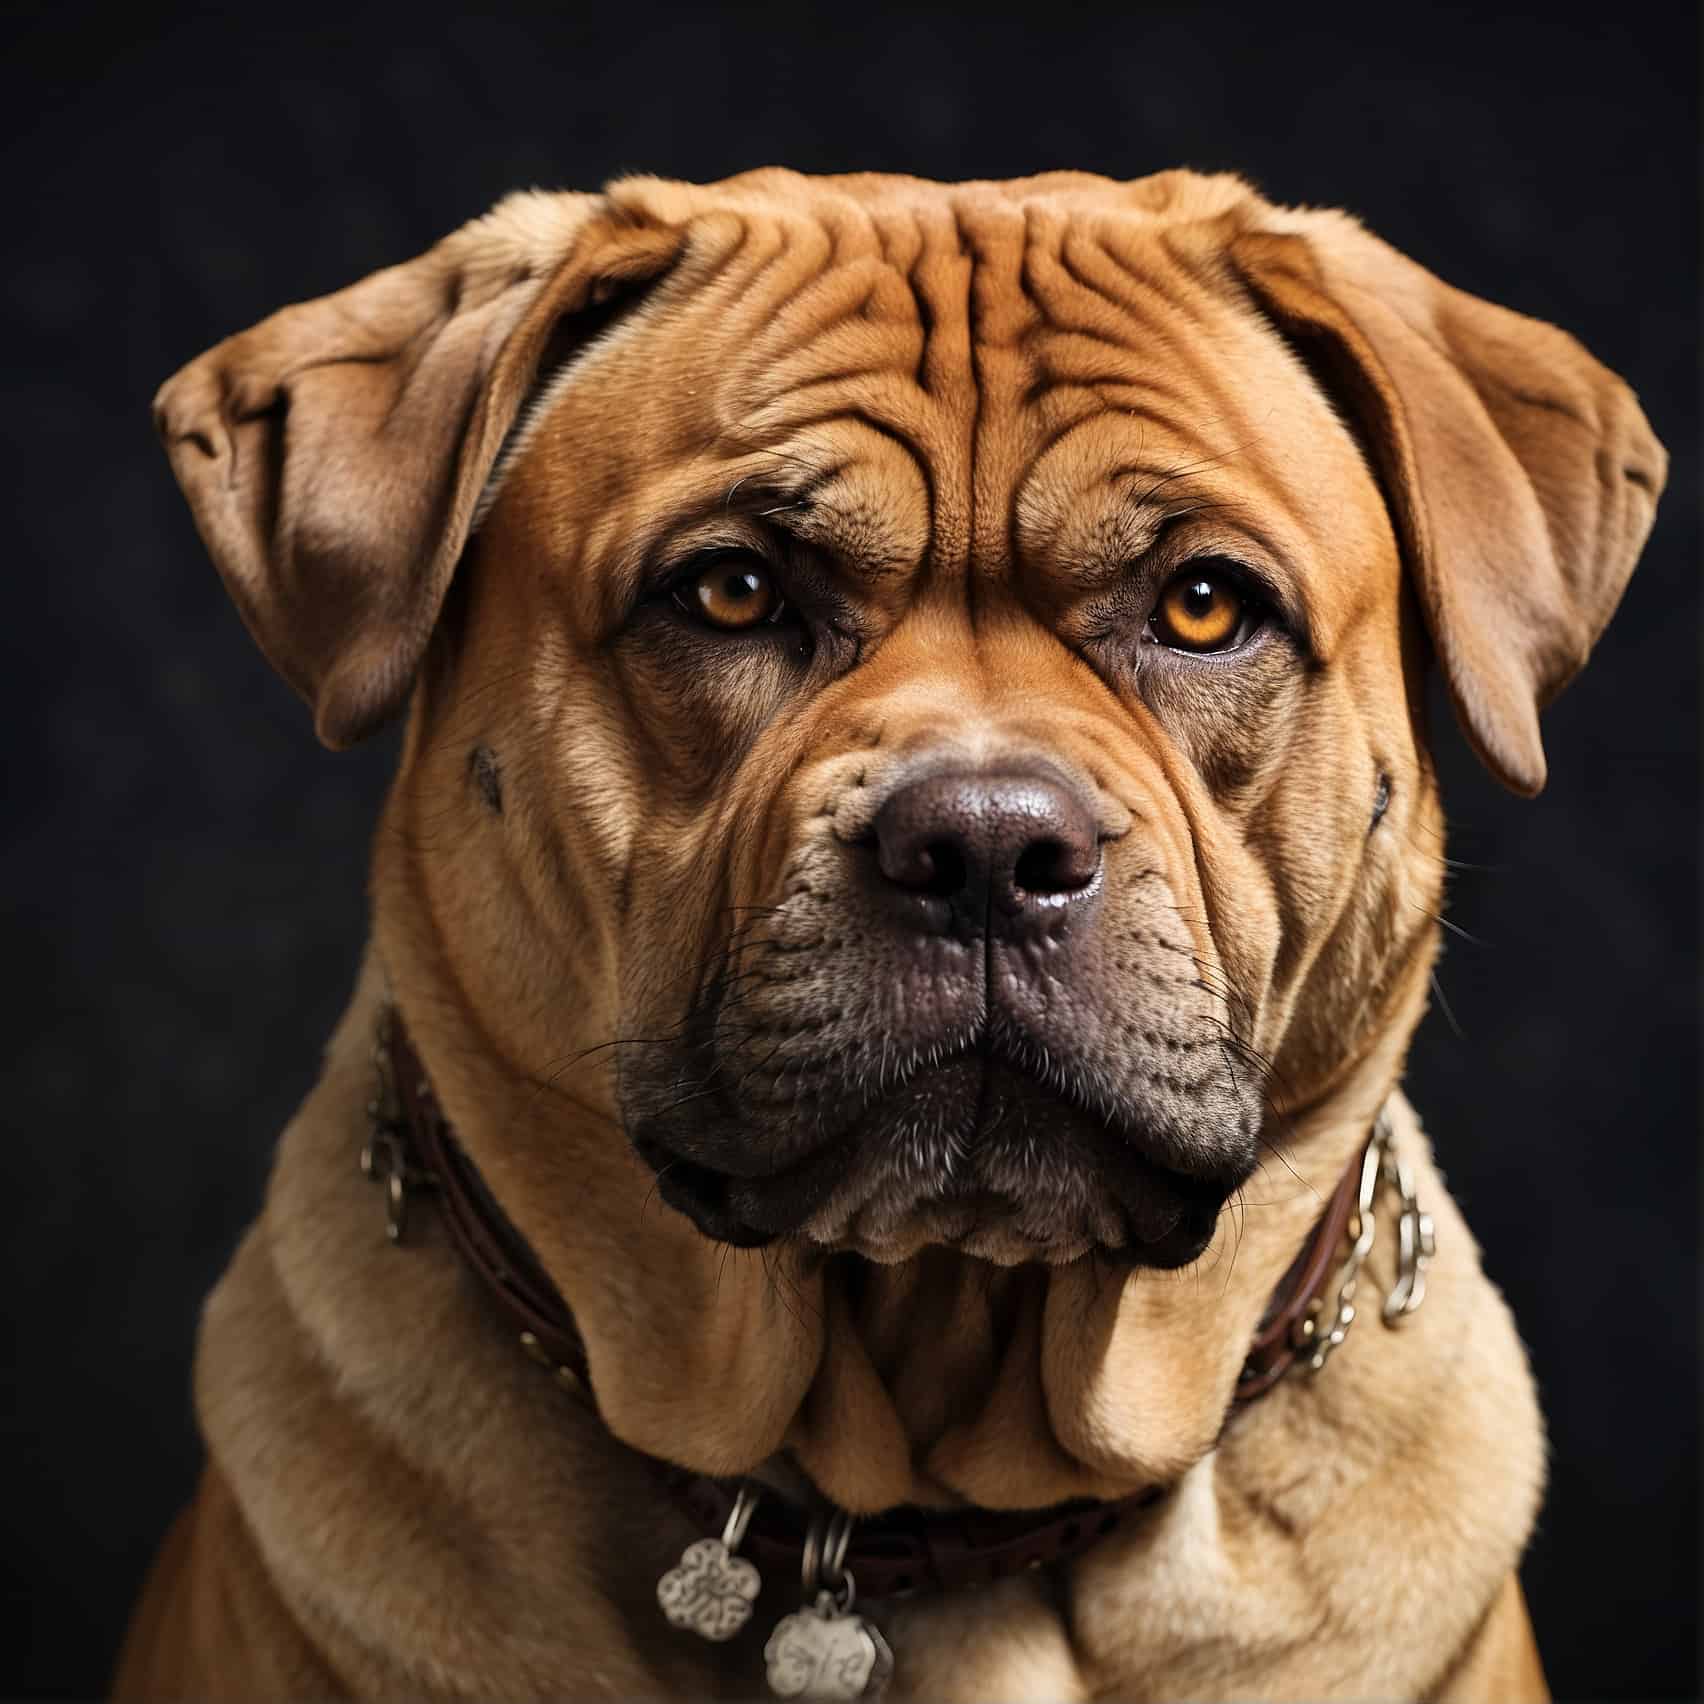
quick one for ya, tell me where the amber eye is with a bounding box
[1150,566,1253,653]
[679,557,783,630]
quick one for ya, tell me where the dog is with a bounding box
[116,168,1663,1701]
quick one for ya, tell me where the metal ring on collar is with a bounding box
[721,1483,758,1553]
[800,1510,854,1593]
[801,1518,823,1595]
[821,1509,853,1587]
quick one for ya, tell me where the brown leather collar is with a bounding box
[376,1015,1366,1601]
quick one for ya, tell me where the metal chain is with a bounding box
[358,1008,437,1243]
[1293,1110,1435,1376]
[1381,1140,1436,1323]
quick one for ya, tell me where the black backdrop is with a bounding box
[3,3,1697,1697]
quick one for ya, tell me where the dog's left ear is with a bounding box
[1231,214,1666,795]
[154,193,682,749]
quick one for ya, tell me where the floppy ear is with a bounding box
[1230,213,1665,795]
[154,193,682,748]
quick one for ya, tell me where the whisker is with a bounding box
[1412,903,1486,948]
[1429,969,1465,1040]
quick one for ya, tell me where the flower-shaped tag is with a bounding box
[656,1536,762,1641]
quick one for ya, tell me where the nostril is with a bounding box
[1014,836,1097,896]
[879,832,969,898]
[917,839,968,899]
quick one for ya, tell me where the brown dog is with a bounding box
[117,168,1663,1700]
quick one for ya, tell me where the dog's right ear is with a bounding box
[154,194,682,749]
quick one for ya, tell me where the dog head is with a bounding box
[157,169,1664,1275]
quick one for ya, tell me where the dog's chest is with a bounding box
[842,1460,1306,1702]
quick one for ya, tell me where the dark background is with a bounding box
[3,3,1696,1697]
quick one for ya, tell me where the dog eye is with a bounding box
[675,556,785,631]
[1148,563,1259,653]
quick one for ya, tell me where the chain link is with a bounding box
[359,1009,436,1243]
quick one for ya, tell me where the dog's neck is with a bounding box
[208,944,1541,1698]
[374,903,1422,1514]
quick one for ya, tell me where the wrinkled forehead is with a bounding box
[514,174,1388,627]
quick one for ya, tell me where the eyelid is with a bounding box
[1160,554,1263,604]
[659,542,775,590]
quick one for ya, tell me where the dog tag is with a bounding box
[656,1535,762,1641]
[764,1592,893,1699]
[658,1483,763,1642]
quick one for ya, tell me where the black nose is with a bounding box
[871,768,1102,931]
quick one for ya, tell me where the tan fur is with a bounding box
[121,168,1661,1699]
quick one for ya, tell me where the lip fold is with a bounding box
[629,1034,1255,1262]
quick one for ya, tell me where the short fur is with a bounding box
[120,168,1664,1700]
